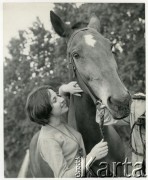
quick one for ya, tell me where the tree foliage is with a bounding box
[4,3,145,177]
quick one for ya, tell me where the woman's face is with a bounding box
[48,89,68,116]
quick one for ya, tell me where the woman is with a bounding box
[26,82,108,178]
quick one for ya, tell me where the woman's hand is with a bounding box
[59,81,83,96]
[89,139,108,161]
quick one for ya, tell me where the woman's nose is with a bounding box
[59,96,64,103]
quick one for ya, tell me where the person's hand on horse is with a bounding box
[89,139,108,161]
[59,81,83,96]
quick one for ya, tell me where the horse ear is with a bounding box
[88,13,101,32]
[50,11,72,37]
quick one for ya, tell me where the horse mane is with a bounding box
[71,21,88,30]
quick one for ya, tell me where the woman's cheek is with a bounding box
[63,106,68,113]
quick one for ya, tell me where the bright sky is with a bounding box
[3,2,55,57]
[3,2,84,57]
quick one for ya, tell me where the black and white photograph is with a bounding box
[3,1,146,178]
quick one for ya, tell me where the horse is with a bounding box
[28,11,132,177]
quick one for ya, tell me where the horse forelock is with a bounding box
[71,21,88,30]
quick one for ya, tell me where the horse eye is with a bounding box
[73,53,80,59]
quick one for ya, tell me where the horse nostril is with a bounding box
[108,92,131,107]
[108,96,119,105]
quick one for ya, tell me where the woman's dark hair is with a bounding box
[25,85,53,126]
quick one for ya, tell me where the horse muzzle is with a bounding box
[107,92,132,119]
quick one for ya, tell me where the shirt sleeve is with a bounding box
[39,138,76,178]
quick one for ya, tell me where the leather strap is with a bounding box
[67,27,102,106]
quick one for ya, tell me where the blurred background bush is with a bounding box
[4,3,145,177]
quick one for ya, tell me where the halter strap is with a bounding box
[67,28,106,141]
[67,27,102,106]
[70,56,101,105]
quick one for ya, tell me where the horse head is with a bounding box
[50,11,131,119]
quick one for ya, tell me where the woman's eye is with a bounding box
[73,53,80,59]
